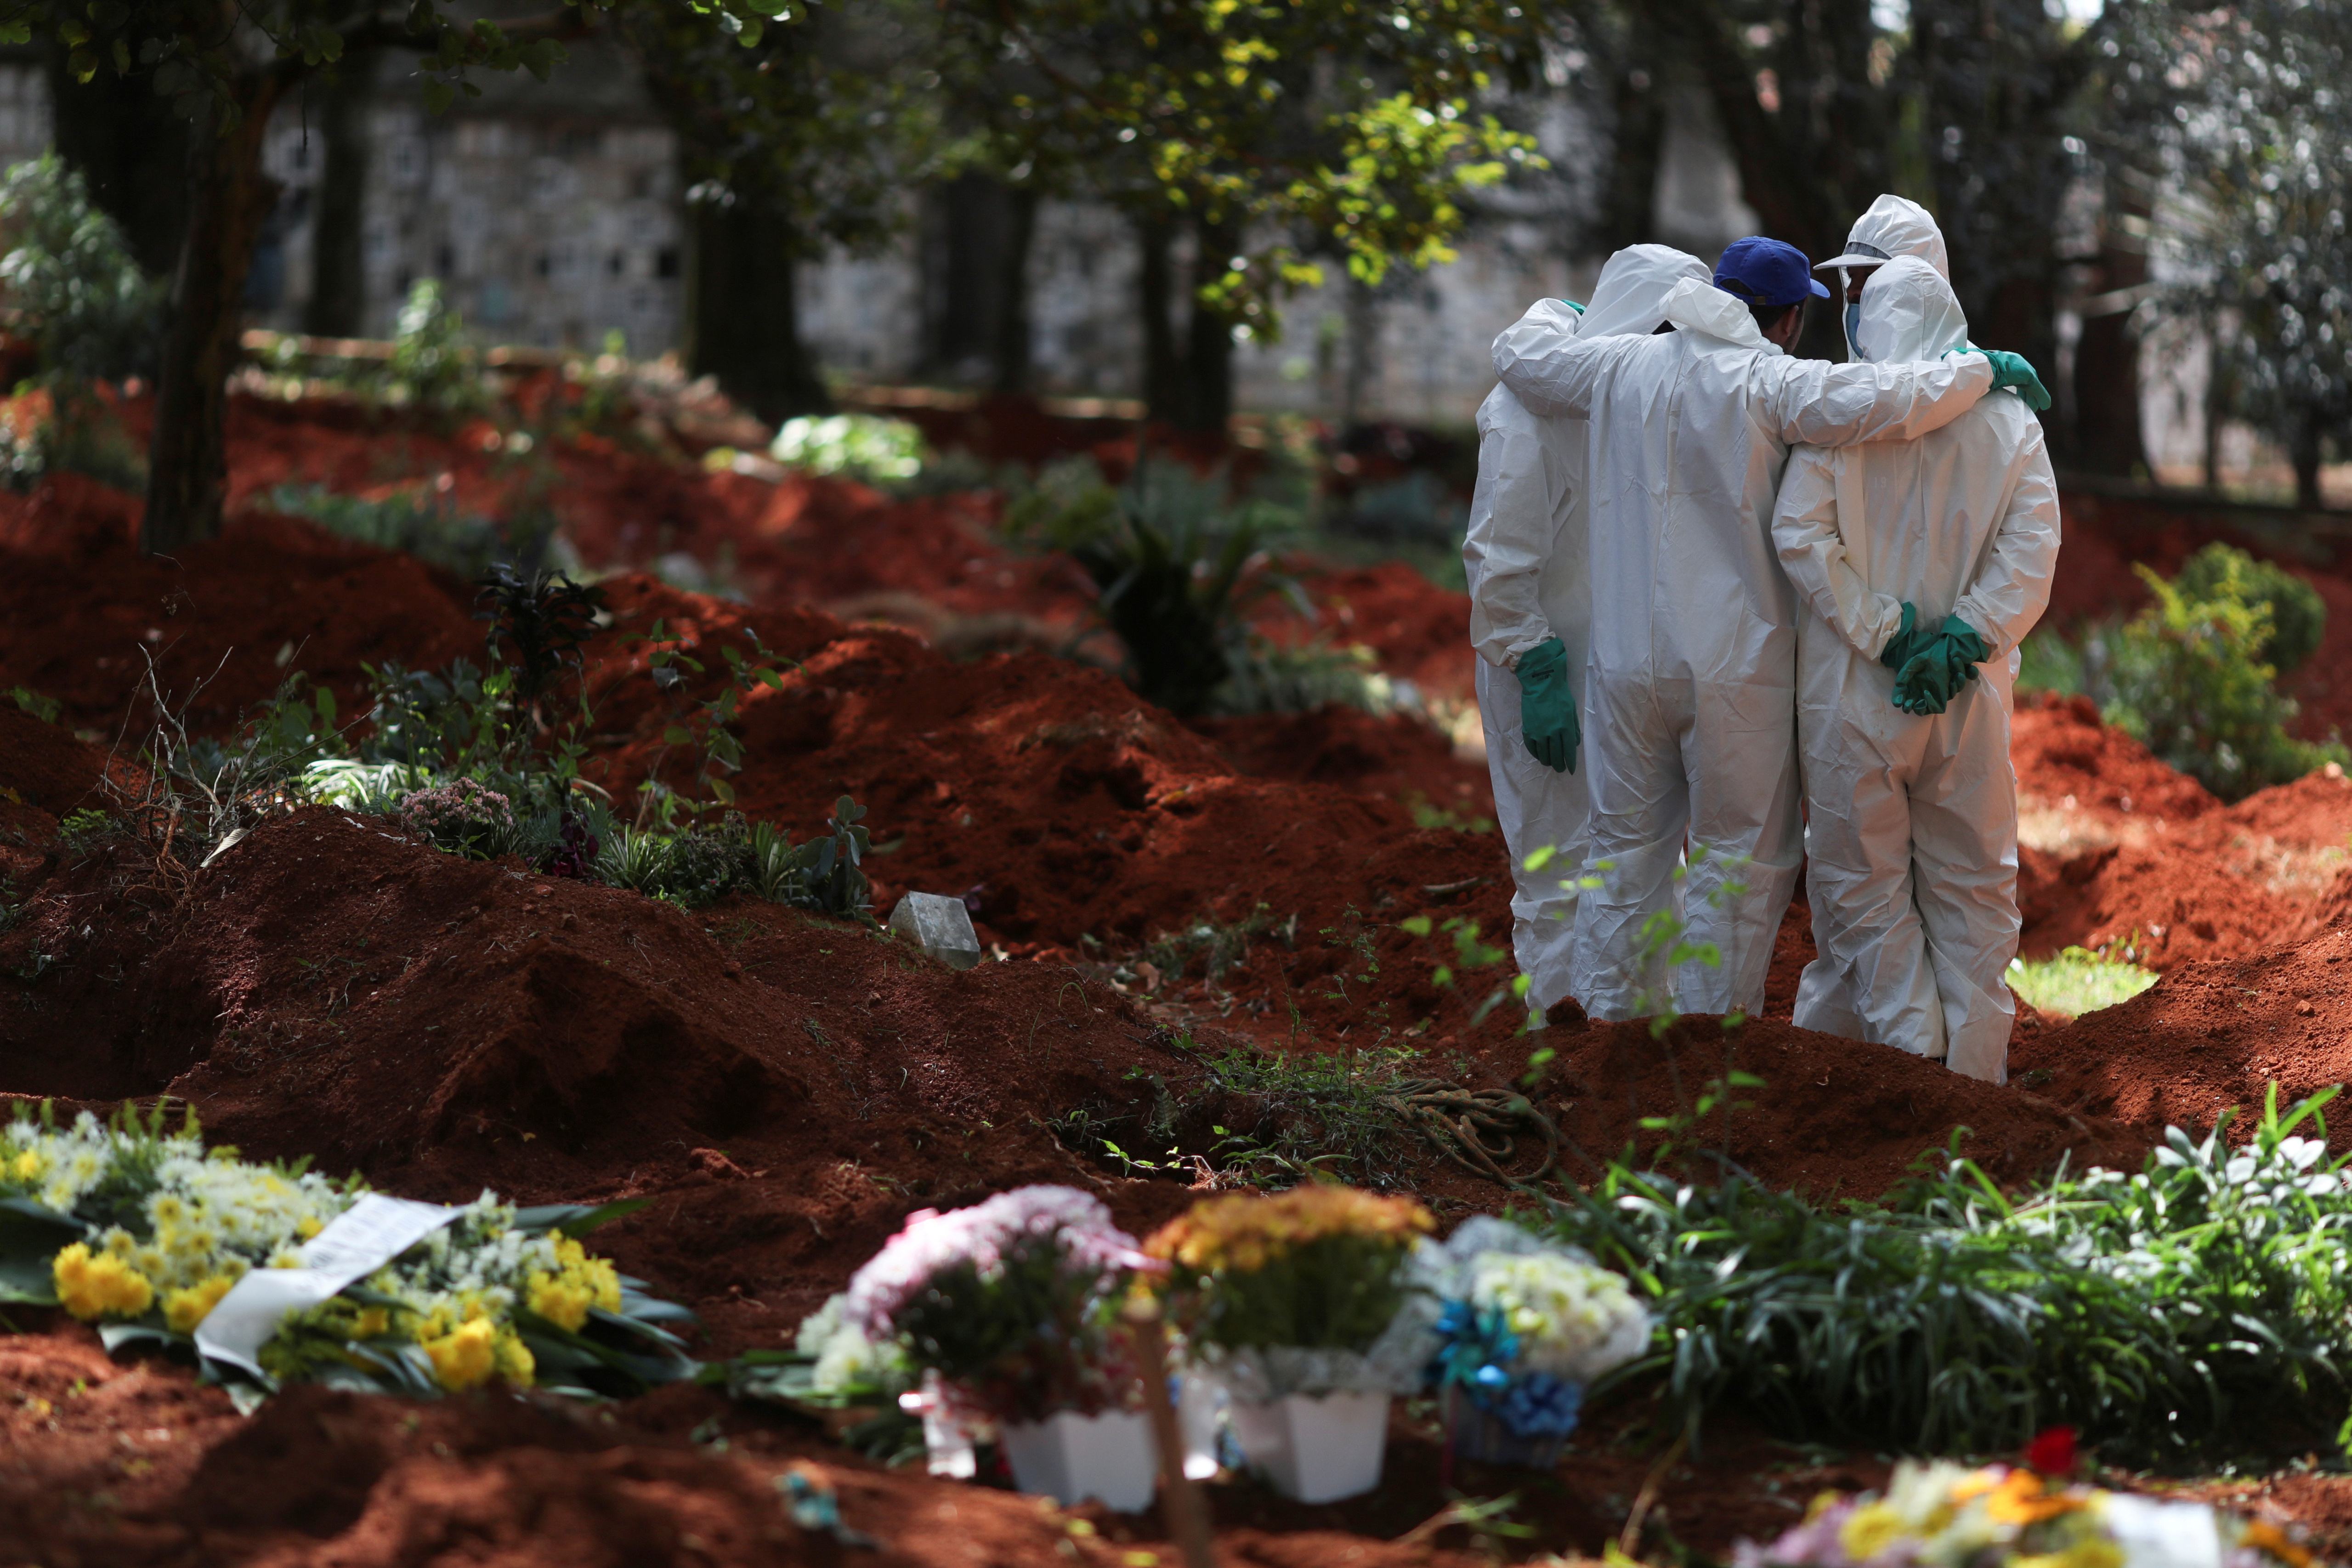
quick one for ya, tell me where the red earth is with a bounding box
[2,393,2351,1563]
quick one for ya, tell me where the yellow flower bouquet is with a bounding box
[0,1100,694,1400]
[1147,1185,1436,1504]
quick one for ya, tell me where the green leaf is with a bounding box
[512,1196,651,1236]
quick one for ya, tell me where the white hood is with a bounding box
[1660,276,1778,354]
[1852,255,1971,364]
[1834,194,1950,281]
[1578,243,1710,339]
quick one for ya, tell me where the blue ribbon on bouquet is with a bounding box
[1428,1299,1583,1438]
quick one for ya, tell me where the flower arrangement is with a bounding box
[844,1185,1152,1425]
[1423,1217,1651,1464]
[0,1101,694,1398]
[1145,1185,1434,1403]
[1736,1433,2315,1568]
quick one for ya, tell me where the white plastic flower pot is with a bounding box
[997,1408,1158,1511]
[1177,1374,1226,1481]
[1227,1390,1390,1503]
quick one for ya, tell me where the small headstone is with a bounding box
[889,892,982,970]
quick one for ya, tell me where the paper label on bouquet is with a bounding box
[195,1194,460,1383]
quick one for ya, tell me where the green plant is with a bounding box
[1207,637,1403,719]
[380,279,487,420]
[1010,456,1302,718]
[2104,560,2347,801]
[767,413,928,485]
[0,154,160,384]
[2173,543,2327,676]
[744,799,873,920]
[628,620,792,816]
[1547,1085,2352,1463]
[1187,1042,1430,1189]
[2006,947,2159,1020]
[7,685,57,724]
[268,483,552,581]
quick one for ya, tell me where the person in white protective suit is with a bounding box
[1771,255,2061,1084]
[1488,235,2046,1022]
[1464,243,1709,1018]
[1815,194,1952,360]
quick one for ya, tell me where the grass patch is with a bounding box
[2008,947,2159,1019]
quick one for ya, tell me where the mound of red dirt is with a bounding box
[1190,703,1491,813]
[0,474,481,735]
[2009,696,2352,964]
[2013,907,2352,1144]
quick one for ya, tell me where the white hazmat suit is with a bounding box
[1465,244,1710,1011]
[1489,276,1996,1021]
[1770,257,2061,1083]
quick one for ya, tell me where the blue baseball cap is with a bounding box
[1714,236,1833,308]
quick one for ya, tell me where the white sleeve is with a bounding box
[1491,299,1633,419]
[1951,421,2062,657]
[1771,446,1908,661]
[1466,390,1571,668]
[1765,352,1995,447]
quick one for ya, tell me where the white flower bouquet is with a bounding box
[1423,1216,1650,1466]
[0,1101,696,1398]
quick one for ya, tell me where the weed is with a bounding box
[6,685,58,724]
[2175,542,2325,675]
[54,807,113,853]
[0,155,159,384]
[2007,947,2160,1020]
[626,619,793,817]
[1008,455,1304,718]
[1135,903,1274,987]
[268,482,550,582]
[1404,792,1495,835]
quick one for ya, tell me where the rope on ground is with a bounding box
[1385,1080,1563,1196]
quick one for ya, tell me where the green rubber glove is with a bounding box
[1515,636,1579,774]
[1559,300,1585,314]
[1877,601,1929,672]
[1892,617,1991,716]
[1975,348,2052,412]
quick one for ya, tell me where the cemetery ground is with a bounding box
[1,382,2352,1565]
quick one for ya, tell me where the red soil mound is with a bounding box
[1190,703,1491,815]
[2013,911,2352,1146]
[0,474,480,734]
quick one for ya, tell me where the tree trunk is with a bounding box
[302,57,374,339]
[142,79,286,555]
[2070,167,2150,476]
[1138,212,1184,425]
[1178,215,1239,433]
[1596,37,1666,253]
[919,174,1037,394]
[43,47,192,278]
[684,184,829,422]
[992,185,1037,396]
[2291,410,2324,512]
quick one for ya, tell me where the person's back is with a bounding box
[1465,245,1707,1018]
[1772,256,2061,1082]
[1492,245,2004,1022]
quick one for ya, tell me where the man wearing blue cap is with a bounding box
[1486,235,2047,1025]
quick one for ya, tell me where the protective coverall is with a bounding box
[1489,276,1996,1022]
[1770,257,2061,1083]
[1465,244,1709,1011]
